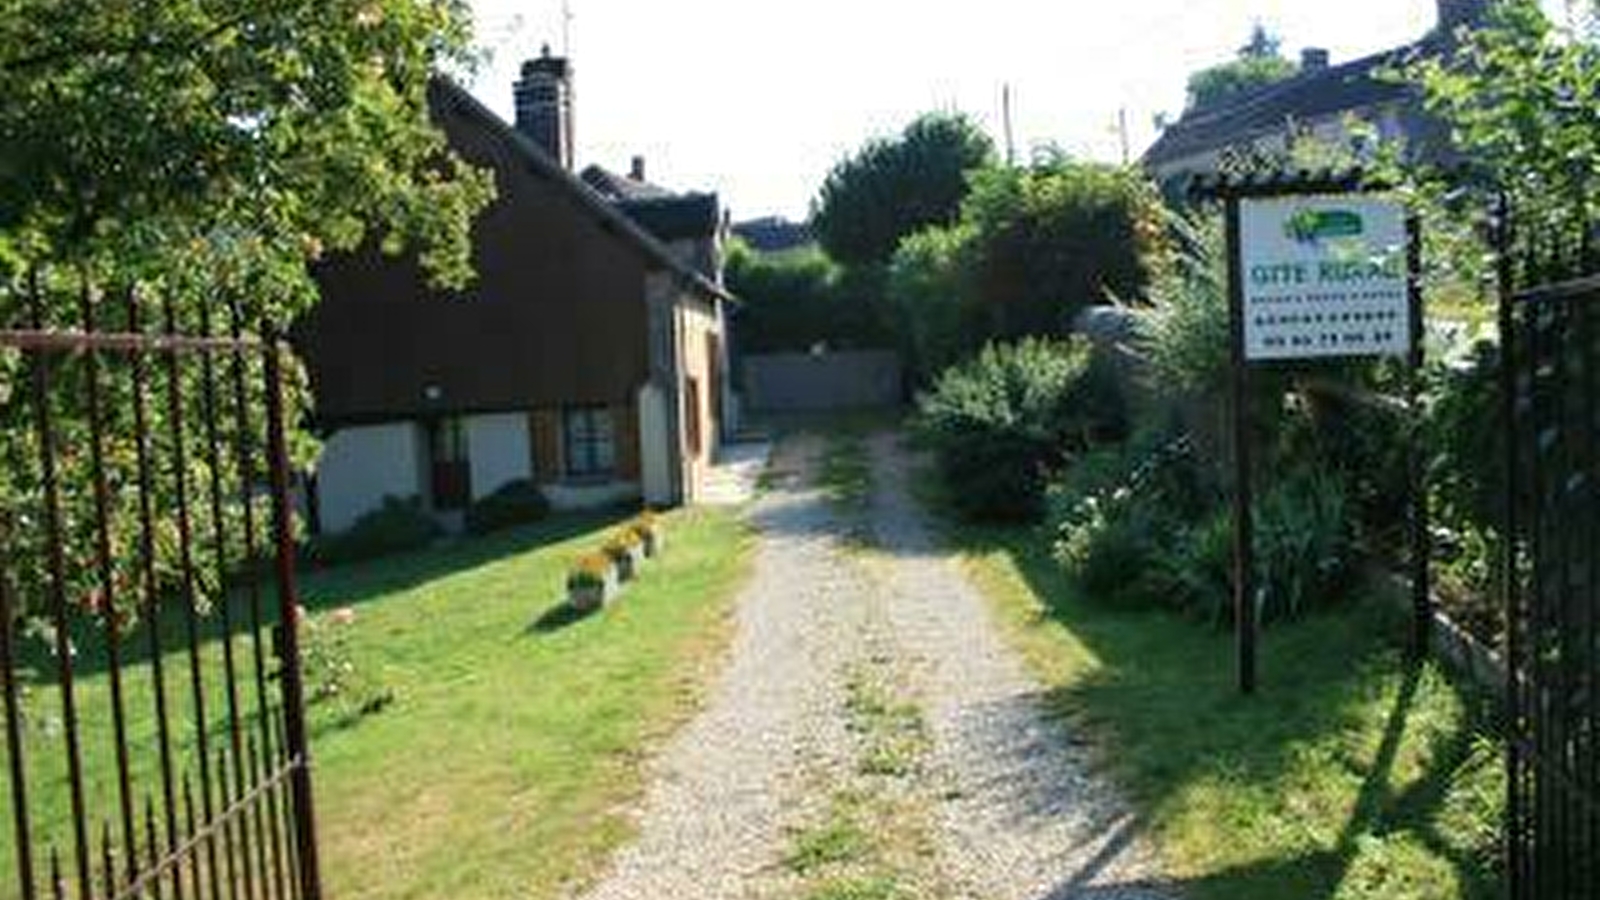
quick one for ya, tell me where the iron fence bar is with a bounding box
[1529,294,1550,897]
[79,276,142,888]
[143,797,164,900]
[161,295,226,900]
[1551,297,1572,900]
[181,778,202,900]
[270,719,300,900]
[216,749,239,900]
[0,330,262,353]
[127,287,187,900]
[198,298,259,900]
[229,297,289,900]
[243,736,272,900]
[29,272,96,900]
[264,334,322,900]
[0,540,37,900]
[1586,290,1599,900]
[1498,197,1526,900]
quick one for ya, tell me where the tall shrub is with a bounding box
[917,337,1114,521]
[962,161,1170,341]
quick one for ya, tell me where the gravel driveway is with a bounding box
[574,430,1174,900]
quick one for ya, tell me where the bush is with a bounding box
[301,605,393,723]
[917,337,1113,521]
[1252,466,1354,621]
[464,479,550,536]
[1049,435,1204,608]
[308,495,440,567]
[724,242,893,354]
[961,159,1170,341]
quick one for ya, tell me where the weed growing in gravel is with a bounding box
[786,814,871,874]
[804,874,902,900]
[821,431,873,513]
[845,667,930,777]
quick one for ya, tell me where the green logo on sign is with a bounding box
[1286,208,1364,244]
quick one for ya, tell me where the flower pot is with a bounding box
[568,568,618,611]
[612,546,644,581]
[638,528,663,558]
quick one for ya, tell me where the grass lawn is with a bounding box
[935,514,1506,900]
[4,507,753,899]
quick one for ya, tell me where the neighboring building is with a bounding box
[298,49,733,534]
[1142,0,1490,192]
[732,216,814,254]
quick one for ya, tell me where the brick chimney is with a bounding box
[1437,0,1490,35]
[1300,48,1330,72]
[513,45,574,169]
[630,155,647,182]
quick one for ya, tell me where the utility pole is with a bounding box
[1117,107,1131,166]
[562,0,574,57]
[1002,84,1017,167]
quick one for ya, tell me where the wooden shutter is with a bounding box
[530,409,561,481]
[614,400,640,480]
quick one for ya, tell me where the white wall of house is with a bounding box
[637,381,674,506]
[465,412,532,500]
[545,481,642,510]
[317,422,427,533]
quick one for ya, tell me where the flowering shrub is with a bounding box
[567,553,613,591]
[300,606,392,723]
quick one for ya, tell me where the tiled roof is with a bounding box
[580,165,679,202]
[1143,35,1443,167]
[732,217,814,253]
[619,193,721,243]
[430,78,730,302]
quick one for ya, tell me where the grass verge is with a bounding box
[5,508,754,899]
[933,509,1505,900]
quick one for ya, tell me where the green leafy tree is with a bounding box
[0,0,495,316]
[0,2,496,624]
[1407,0,1600,232]
[961,159,1170,340]
[725,241,891,353]
[886,224,979,382]
[1186,25,1299,112]
[810,112,995,267]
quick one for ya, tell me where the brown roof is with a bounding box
[299,78,726,426]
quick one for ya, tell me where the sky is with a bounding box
[460,1,1566,222]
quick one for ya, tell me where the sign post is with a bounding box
[1215,177,1424,693]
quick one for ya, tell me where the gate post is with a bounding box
[264,332,324,900]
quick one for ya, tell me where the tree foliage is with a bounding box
[884,159,1169,382]
[724,241,891,353]
[961,160,1170,340]
[0,0,496,319]
[1408,0,1600,229]
[1185,25,1298,112]
[810,112,994,267]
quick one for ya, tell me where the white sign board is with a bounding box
[1238,195,1412,361]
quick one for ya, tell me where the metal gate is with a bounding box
[1499,211,1600,899]
[0,269,321,899]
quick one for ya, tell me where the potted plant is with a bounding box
[631,510,663,557]
[603,530,646,581]
[567,553,617,611]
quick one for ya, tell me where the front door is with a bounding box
[429,417,472,510]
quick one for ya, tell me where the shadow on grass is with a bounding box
[526,600,598,635]
[943,518,1505,900]
[20,509,631,682]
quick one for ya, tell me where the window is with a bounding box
[564,406,615,479]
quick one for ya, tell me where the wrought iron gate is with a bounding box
[0,269,321,899]
[1499,213,1600,899]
